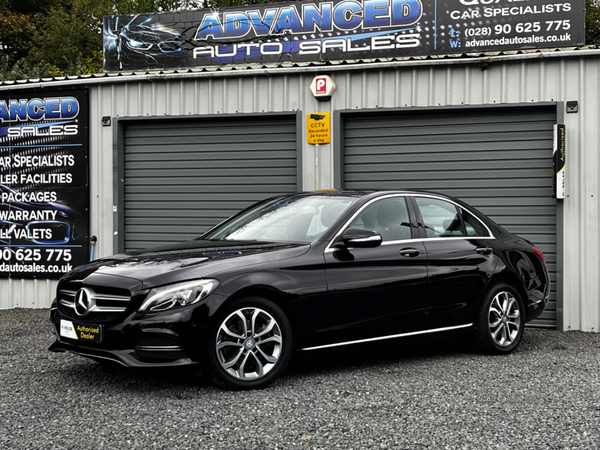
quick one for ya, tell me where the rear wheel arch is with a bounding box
[485,271,529,321]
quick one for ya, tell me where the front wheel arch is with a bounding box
[226,286,293,320]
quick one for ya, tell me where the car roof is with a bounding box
[290,190,485,218]
[293,189,453,200]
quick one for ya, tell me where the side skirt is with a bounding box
[300,324,473,351]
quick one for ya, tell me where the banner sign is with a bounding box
[103,0,585,71]
[0,89,89,278]
[553,124,565,199]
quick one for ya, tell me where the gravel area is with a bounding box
[1,309,599,449]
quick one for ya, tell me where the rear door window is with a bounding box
[461,209,491,237]
[414,197,465,238]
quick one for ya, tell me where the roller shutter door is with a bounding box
[123,115,298,251]
[342,105,557,327]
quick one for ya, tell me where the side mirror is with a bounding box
[334,228,383,249]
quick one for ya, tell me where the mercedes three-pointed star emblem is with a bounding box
[74,288,95,316]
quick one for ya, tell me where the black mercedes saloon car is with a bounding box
[49,191,549,390]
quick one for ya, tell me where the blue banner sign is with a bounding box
[103,0,585,71]
[0,90,89,278]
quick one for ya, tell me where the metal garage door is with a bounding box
[122,114,299,251]
[340,105,557,327]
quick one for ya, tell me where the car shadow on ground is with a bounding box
[53,332,477,391]
[51,329,548,392]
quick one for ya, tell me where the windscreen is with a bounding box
[202,195,357,243]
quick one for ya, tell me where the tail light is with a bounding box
[533,246,546,266]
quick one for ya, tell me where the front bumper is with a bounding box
[48,338,198,368]
[48,299,215,368]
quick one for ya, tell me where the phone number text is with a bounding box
[465,20,571,37]
[0,248,72,262]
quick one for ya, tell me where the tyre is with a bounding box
[207,297,293,390]
[474,283,525,354]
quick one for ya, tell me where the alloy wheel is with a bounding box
[488,291,521,347]
[215,307,283,380]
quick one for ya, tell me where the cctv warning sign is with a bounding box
[307,113,331,145]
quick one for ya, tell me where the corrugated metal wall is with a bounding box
[1,54,599,334]
[340,105,557,326]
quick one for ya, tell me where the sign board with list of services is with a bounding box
[0,89,90,278]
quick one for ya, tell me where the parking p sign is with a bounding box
[315,77,327,94]
[310,75,336,101]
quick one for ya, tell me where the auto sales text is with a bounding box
[0,97,79,123]
[4,123,78,137]
[194,0,423,40]
[194,34,421,59]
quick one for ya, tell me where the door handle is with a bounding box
[399,248,420,257]
[475,247,493,255]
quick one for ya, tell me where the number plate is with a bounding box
[60,319,103,343]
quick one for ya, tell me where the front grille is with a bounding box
[57,284,131,323]
[137,337,180,347]
[60,309,124,322]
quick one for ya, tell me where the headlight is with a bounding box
[139,279,218,312]
[126,39,153,50]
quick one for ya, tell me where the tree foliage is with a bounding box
[0,0,208,80]
[587,0,600,44]
[1,0,600,81]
